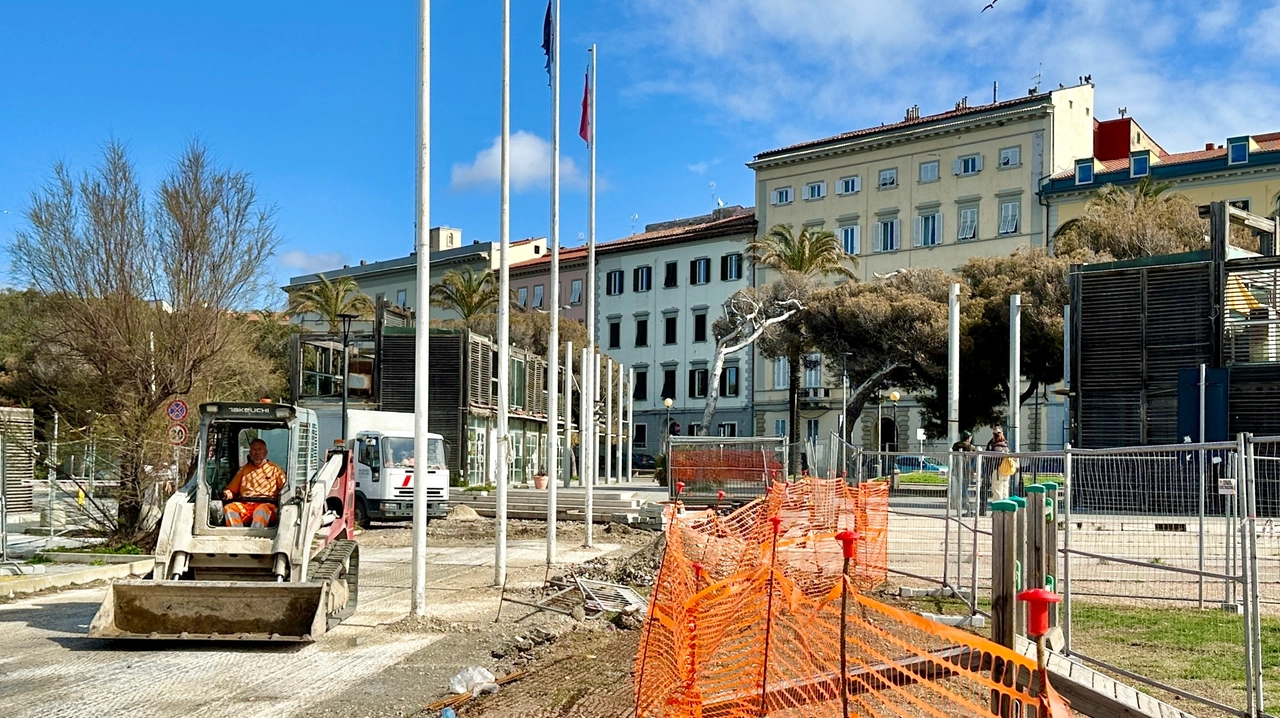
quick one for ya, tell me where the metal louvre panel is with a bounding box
[1078,270,1142,447]
[1144,265,1214,444]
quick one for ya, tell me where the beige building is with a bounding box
[747,83,1097,453]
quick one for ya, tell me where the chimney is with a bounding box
[954,96,968,111]
[992,81,998,103]
[429,227,462,252]
[905,105,920,120]
[1206,143,1216,151]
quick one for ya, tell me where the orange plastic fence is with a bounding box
[668,445,784,497]
[635,478,1070,718]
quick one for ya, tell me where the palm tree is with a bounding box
[1053,178,1205,259]
[746,224,854,465]
[429,266,500,324]
[286,273,375,333]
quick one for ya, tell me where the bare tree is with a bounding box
[702,286,803,433]
[11,140,280,540]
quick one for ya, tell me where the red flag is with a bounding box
[578,72,591,144]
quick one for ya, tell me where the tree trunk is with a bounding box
[702,347,728,436]
[788,349,801,476]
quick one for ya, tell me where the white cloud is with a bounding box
[622,0,1280,156]
[450,131,585,191]
[278,250,349,276]
[688,161,708,174]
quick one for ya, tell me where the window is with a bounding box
[635,318,649,347]
[806,419,820,443]
[773,357,789,390]
[804,181,826,200]
[690,258,711,285]
[771,186,793,205]
[661,368,676,400]
[517,286,528,307]
[999,200,1020,235]
[720,366,739,397]
[873,218,900,252]
[608,320,621,349]
[396,289,407,307]
[532,284,544,309]
[633,370,647,401]
[774,419,787,437]
[958,206,978,240]
[605,270,624,295]
[838,175,862,195]
[1229,139,1249,165]
[841,225,861,254]
[954,154,983,176]
[688,368,708,399]
[914,212,942,247]
[693,312,707,343]
[634,422,648,448]
[878,168,898,189]
[664,315,677,344]
[718,422,738,438]
[1075,160,1094,185]
[633,265,652,292]
[1000,146,1021,168]
[510,358,526,409]
[1230,199,1251,212]
[720,253,743,281]
[1130,153,1149,178]
[663,261,678,288]
[919,161,939,183]
[569,278,583,304]
[803,353,822,388]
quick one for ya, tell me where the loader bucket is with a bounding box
[88,580,331,642]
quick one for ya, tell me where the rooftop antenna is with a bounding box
[709,181,719,210]
[630,213,639,234]
[1118,107,1127,118]
[1031,63,1042,94]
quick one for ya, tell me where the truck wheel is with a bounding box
[355,498,371,528]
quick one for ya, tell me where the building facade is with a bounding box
[286,227,547,329]
[593,207,757,453]
[511,244,591,323]
[747,84,1098,453]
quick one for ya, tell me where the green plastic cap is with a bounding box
[1026,484,1047,494]
[1041,481,1059,492]
[990,500,1018,512]
[1009,495,1027,507]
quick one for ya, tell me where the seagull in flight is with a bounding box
[982,0,999,11]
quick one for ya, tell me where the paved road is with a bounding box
[0,539,618,718]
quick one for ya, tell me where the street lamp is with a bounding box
[840,352,852,477]
[339,312,359,447]
[663,397,674,460]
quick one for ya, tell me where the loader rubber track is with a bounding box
[309,539,360,630]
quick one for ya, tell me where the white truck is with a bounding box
[313,408,450,525]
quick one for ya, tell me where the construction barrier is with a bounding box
[635,477,1069,717]
[667,436,786,504]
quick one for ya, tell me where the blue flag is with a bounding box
[541,1,553,84]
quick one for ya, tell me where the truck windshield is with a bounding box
[380,437,447,470]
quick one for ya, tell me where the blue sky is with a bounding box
[2,1,1279,304]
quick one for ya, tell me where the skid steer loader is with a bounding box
[88,402,360,642]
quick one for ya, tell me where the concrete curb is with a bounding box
[0,558,153,596]
[31,552,144,565]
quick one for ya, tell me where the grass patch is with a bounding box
[898,472,947,485]
[24,554,54,565]
[45,543,144,555]
[462,484,497,493]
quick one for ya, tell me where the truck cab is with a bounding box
[353,429,449,524]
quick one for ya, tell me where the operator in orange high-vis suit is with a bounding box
[222,438,287,528]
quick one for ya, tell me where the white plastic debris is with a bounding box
[448,666,499,697]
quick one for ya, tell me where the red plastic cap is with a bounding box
[1018,588,1061,637]
[768,516,783,534]
[676,481,686,495]
[716,490,726,502]
[692,562,705,578]
[835,530,862,559]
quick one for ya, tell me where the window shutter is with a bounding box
[974,154,984,172]
[690,260,697,284]
[720,255,728,280]
[891,219,901,249]
[953,158,962,175]
[934,213,942,244]
[913,216,923,247]
[852,176,861,192]
[873,221,883,252]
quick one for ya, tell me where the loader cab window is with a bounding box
[202,422,293,499]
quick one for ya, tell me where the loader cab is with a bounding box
[194,402,319,535]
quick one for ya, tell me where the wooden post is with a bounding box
[1010,494,1027,637]
[990,500,1018,649]
[1043,481,1060,628]
[1025,484,1047,595]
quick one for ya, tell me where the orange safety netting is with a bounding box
[635,478,1070,718]
[668,445,785,497]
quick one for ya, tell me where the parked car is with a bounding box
[632,452,657,471]
[894,455,949,475]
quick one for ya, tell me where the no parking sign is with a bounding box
[166,400,189,423]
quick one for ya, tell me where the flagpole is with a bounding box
[495,0,511,587]
[584,44,597,549]
[410,0,430,617]
[545,0,561,567]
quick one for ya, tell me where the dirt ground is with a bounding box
[357,514,658,551]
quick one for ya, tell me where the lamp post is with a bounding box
[339,312,359,446]
[840,352,852,478]
[664,397,674,461]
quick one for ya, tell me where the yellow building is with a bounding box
[747,84,1098,454]
[1041,125,1280,238]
